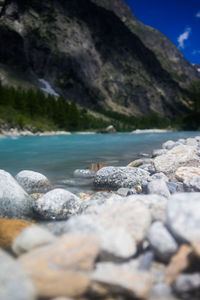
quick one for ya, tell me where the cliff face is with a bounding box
[0,0,199,118]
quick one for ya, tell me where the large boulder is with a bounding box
[154,145,200,176]
[0,249,36,300]
[94,166,150,190]
[0,170,33,219]
[33,188,81,220]
[16,170,51,194]
[167,193,200,243]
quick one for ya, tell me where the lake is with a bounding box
[0,131,199,193]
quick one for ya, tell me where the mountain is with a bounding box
[0,0,199,119]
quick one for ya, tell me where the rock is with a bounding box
[166,182,180,194]
[39,220,67,236]
[147,179,170,198]
[138,251,154,270]
[33,188,81,220]
[66,215,136,261]
[150,172,169,182]
[16,170,51,194]
[73,169,95,178]
[162,140,178,150]
[78,192,123,215]
[140,164,156,174]
[167,193,200,243]
[150,283,175,300]
[186,137,198,147]
[30,193,44,200]
[116,187,137,196]
[166,245,193,284]
[192,240,200,258]
[0,249,36,300]
[94,166,150,190]
[90,262,153,299]
[96,200,151,244]
[89,162,105,172]
[127,194,167,223]
[0,218,32,250]
[0,170,33,219]
[127,158,153,167]
[154,145,200,175]
[175,166,200,182]
[183,176,200,192]
[152,149,168,158]
[12,225,56,256]
[19,234,100,299]
[105,125,116,133]
[147,222,178,262]
[173,273,200,294]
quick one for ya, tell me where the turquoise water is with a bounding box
[0,131,199,192]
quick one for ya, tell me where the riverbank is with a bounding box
[0,134,200,300]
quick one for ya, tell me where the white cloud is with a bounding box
[177,27,191,49]
[196,11,200,18]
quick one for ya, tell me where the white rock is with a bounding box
[147,179,170,198]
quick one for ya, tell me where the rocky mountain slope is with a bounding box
[0,0,199,118]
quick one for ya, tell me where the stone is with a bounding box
[105,125,116,133]
[175,166,200,182]
[0,170,33,219]
[166,245,193,284]
[30,193,44,200]
[186,137,198,147]
[12,224,56,256]
[94,166,150,190]
[89,162,105,172]
[167,193,200,243]
[127,158,153,167]
[138,251,154,270]
[96,200,151,244]
[192,240,200,258]
[66,215,137,261]
[73,169,95,178]
[183,176,200,192]
[162,140,177,150]
[166,182,180,194]
[116,187,137,196]
[150,283,174,300]
[150,172,169,182]
[127,194,167,223]
[0,249,36,300]
[39,220,68,236]
[152,149,168,158]
[16,170,51,194]
[173,273,200,294]
[33,188,81,220]
[154,145,200,175]
[90,262,153,299]
[147,179,170,198]
[19,234,100,299]
[0,218,32,250]
[147,222,178,262]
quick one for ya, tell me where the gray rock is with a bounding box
[150,172,169,182]
[138,251,154,270]
[147,179,171,198]
[173,273,200,294]
[167,193,200,243]
[0,169,33,219]
[117,187,137,196]
[139,164,156,174]
[127,194,167,223]
[39,220,67,236]
[94,166,150,190]
[65,215,137,261]
[150,283,174,300]
[73,169,95,178]
[33,188,81,220]
[147,222,178,262]
[154,145,200,175]
[183,176,200,192]
[166,182,180,194]
[152,149,168,158]
[78,192,123,215]
[12,225,56,256]
[162,140,177,150]
[0,249,36,300]
[16,170,51,194]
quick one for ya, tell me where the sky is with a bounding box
[124,0,200,64]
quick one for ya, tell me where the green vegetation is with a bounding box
[175,80,200,130]
[0,81,110,132]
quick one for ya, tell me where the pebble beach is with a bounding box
[1,135,200,300]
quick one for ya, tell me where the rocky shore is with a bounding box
[1,135,200,300]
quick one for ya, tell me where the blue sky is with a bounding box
[124,0,200,64]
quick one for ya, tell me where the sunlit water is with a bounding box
[0,131,199,193]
